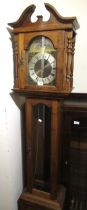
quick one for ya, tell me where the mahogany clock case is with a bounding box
[8,3,79,95]
[8,3,79,210]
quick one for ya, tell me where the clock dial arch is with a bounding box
[28,36,56,86]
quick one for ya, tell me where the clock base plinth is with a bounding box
[18,186,65,210]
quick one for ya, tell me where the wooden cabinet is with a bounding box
[62,94,87,210]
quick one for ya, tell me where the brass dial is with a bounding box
[28,36,56,86]
[29,52,56,85]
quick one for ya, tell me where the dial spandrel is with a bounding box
[27,36,56,86]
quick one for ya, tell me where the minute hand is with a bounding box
[35,63,50,77]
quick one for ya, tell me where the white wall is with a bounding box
[0,0,87,210]
[0,1,33,210]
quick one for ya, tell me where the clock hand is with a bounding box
[36,63,50,77]
[36,69,42,76]
[44,62,50,70]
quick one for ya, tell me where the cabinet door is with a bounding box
[62,109,87,210]
[13,30,71,93]
[23,31,65,92]
[25,99,61,198]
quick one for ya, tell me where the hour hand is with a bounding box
[36,69,41,77]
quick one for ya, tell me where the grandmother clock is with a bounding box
[8,3,79,210]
